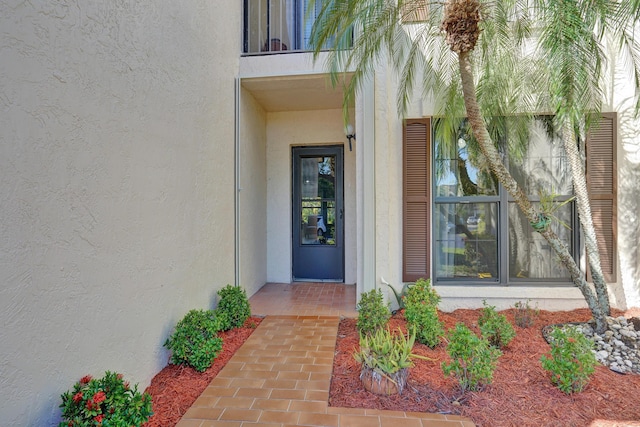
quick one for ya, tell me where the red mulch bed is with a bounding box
[331,308,640,427]
[143,310,640,427]
[142,317,263,427]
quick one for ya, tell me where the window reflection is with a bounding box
[301,156,336,245]
[435,135,498,197]
[508,202,572,280]
[435,203,499,279]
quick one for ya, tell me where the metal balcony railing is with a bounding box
[243,0,351,54]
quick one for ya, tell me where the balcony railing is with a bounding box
[243,0,351,54]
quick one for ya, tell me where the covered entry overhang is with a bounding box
[234,68,375,299]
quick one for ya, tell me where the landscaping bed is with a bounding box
[142,309,640,427]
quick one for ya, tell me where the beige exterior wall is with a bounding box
[239,88,268,297]
[0,1,240,425]
[266,109,357,284]
[610,46,640,309]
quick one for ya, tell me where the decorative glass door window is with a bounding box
[300,156,336,245]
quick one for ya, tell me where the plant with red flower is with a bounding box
[92,391,106,404]
[59,371,152,427]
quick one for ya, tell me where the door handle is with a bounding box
[340,208,343,220]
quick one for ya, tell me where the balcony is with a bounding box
[243,0,351,55]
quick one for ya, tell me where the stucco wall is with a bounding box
[0,1,239,425]
[266,109,357,284]
[239,89,268,296]
[611,48,640,309]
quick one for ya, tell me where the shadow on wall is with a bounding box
[618,107,640,308]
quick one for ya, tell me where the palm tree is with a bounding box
[309,0,640,333]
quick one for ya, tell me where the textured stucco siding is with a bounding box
[0,1,239,425]
[239,88,268,297]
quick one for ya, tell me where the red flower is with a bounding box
[72,392,83,404]
[117,373,123,380]
[93,391,106,404]
[86,400,94,410]
[94,414,104,424]
[124,382,130,390]
[79,375,92,385]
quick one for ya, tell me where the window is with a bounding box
[243,0,349,54]
[402,114,617,285]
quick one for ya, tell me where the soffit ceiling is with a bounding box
[241,73,354,112]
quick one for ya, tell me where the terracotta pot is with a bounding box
[360,367,408,395]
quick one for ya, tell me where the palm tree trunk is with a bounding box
[562,120,611,315]
[457,51,608,333]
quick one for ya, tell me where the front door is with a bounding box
[292,146,344,281]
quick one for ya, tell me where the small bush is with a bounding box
[514,299,539,328]
[541,326,597,394]
[59,371,152,427]
[478,300,515,348]
[217,284,251,330]
[164,309,224,372]
[356,289,391,335]
[403,278,443,348]
[442,323,502,392]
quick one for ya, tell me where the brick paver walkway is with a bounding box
[176,309,475,426]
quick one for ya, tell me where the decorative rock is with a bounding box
[561,315,640,375]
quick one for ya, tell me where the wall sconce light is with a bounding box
[345,124,355,152]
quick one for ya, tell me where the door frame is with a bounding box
[291,145,345,281]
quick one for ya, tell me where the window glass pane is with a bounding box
[434,138,498,197]
[435,203,499,279]
[508,118,573,197]
[300,156,336,245]
[508,202,572,280]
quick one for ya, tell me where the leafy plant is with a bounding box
[514,299,540,328]
[382,278,413,312]
[541,326,597,394]
[356,289,391,336]
[164,309,224,372]
[353,327,431,394]
[403,278,443,348]
[59,371,152,427]
[478,300,515,348]
[216,284,251,331]
[442,323,502,392]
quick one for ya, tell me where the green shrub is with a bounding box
[356,289,391,336]
[442,323,502,392]
[514,299,540,328]
[403,278,443,348]
[59,371,153,427]
[541,326,597,394]
[216,284,251,330]
[478,300,516,348]
[164,309,224,372]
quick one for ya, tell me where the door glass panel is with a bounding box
[300,156,336,245]
[435,203,499,279]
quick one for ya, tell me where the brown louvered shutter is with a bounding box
[403,119,431,282]
[586,113,617,282]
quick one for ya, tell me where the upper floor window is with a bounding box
[243,0,349,54]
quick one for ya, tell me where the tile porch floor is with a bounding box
[176,282,475,427]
